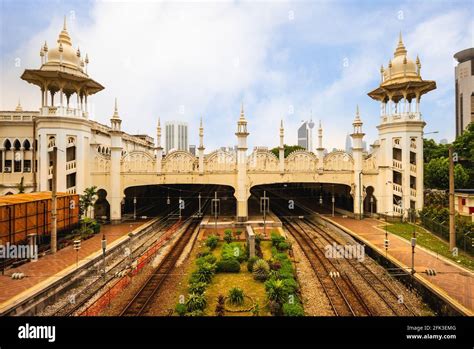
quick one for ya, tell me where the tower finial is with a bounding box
[394,31,407,57]
[64,15,67,30]
[114,97,118,112]
[15,98,22,112]
[240,102,244,118]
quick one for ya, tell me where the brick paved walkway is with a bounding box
[325,215,474,313]
[0,220,149,311]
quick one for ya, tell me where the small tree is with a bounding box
[79,186,98,218]
[224,230,233,243]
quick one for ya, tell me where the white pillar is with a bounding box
[56,134,67,192]
[279,120,284,173]
[38,133,48,191]
[110,136,122,223]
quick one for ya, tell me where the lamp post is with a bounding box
[101,234,106,280]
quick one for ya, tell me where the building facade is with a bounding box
[0,24,435,223]
[454,48,474,137]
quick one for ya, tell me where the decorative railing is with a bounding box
[392,159,402,170]
[66,160,76,171]
[393,183,402,195]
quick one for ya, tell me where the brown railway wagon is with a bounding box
[0,192,79,245]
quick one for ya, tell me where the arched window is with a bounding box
[4,139,11,150]
[23,139,31,150]
[13,139,21,150]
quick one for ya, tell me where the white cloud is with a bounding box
[1,2,472,150]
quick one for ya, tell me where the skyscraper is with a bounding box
[454,48,474,137]
[297,122,309,150]
[345,134,352,154]
[165,121,188,153]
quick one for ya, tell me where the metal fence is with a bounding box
[420,215,473,256]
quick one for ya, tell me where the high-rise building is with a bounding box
[454,48,474,137]
[345,134,352,154]
[297,122,309,150]
[189,144,196,156]
[165,121,188,153]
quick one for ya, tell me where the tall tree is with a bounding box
[79,186,98,218]
[424,158,469,189]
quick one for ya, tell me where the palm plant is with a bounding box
[228,287,244,305]
[252,259,270,281]
[265,279,288,305]
[186,292,207,312]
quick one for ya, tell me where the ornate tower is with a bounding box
[198,118,205,174]
[156,118,163,173]
[279,120,285,172]
[110,99,123,223]
[235,104,249,222]
[368,33,436,218]
[316,120,324,168]
[21,18,104,194]
[351,105,365,219]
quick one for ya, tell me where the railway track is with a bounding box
[279,213,371,316]
[51,212,180,316]
[300,217,417,316]
[119,187,214,316]
[119,217,201,316]
[259,188,417,316]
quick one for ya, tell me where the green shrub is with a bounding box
[274,252,289,261]
[224,230,233,243]
[282,278,299,294]
[253,259,270,281]
[283,302,304,316]
[186,292,207,312]
[216,259,241,273]
[175,302,187,316]
[228,287,244,305]
[277,241,290,252]
[188,281,208,295]
[235,230,243,240]
[247,256,259,272]
[196,254,217,266]
[277,261,294,279]
[205,235,219,250]
[271,232,285,247]
[215,295,225,316]
[221,242,247,262]
[255,234,262,246]
[265,278,288,304]
[192,262,216,283]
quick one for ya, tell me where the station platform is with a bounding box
[324,215,474,313]
[0,220,149,314]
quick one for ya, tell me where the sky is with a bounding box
[0,0,473,152]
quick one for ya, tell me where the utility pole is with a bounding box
[198,192,202,217]
[51,146,58,254]
[449,146,456,251]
